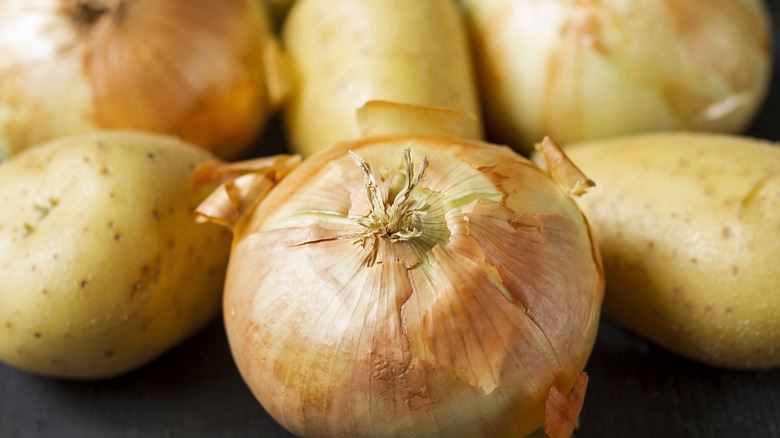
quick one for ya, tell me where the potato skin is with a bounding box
[0,131,232,378]
[562,133,780,369]
[281,0,482,156]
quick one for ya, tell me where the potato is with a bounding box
[561,132,780,369]
[281,0,482,156]
[0,131,232,378]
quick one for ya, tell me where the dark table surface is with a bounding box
[3,3,780,438]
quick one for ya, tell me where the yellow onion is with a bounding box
[460,0,773,154]
[280,0,482,157]
[0,0,288,160]
[196,103,603,437]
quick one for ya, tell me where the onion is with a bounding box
[460,0,773,154]
[0,0,288,160]
[196,102,603,437]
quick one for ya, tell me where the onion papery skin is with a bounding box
[221,137,604,437]
[460,0,772,154]
[0,0,279,160]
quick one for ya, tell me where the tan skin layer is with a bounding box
[0,0,278,159]
[211,136,603,437]
[461,0,771,153]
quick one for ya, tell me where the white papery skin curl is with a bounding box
[461,0,772,153]
[0,0,280,160]
[216,137,604,437]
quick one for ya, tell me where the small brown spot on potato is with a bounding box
[732,266,740,276]
[42,289,48,295]
[104,350,115,358]
[5,322,11,329]
[22,222,35,237]
[81,280,89,289]
[726,308,734,315]
[647,241,655,250]
[673,287,681,296]
[153,209,160,220]
[114,233,122,241]
[690,258,698,264]
[34,332,41,338]
[147,152,157,161]
[704,306,713,313]
[102,166,112,175]
[722,227,733,238]
[33,203,51,219]
[110,192,116,199]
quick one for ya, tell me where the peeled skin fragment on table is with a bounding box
[561,132,780,369]
[460,0,772,154]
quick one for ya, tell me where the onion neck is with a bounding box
[350,149,433,265]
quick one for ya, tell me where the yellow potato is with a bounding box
[0,131,232,378]
[562,132,780,369]
[281,0,482,156]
